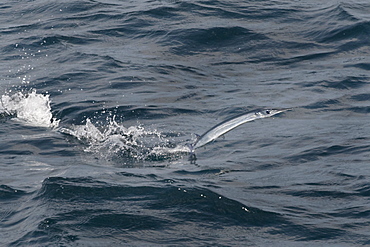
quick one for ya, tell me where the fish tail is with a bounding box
[187,143,197,162]
[187,143,195,153]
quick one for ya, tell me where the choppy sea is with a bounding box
[1,0,370,246]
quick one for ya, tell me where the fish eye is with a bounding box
[265,110,270,114]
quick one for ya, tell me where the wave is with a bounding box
[2,175,288,246]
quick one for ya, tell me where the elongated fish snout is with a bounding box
[266,108,292,115]
[279,107,293,112]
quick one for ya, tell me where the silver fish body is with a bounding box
[190,108,289,152]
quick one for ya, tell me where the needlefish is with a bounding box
[189,108,290,154]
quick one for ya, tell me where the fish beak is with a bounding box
[278,108,293,113]
[271,108,292,116]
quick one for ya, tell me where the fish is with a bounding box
[189,108,290,154]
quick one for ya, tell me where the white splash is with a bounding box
[0,90,59,128]
[0,90,189,162]
[60,118,150,157]
[60,118,189,161]
[146,145,190,160]
[150,145,190,155]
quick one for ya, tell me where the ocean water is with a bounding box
[1,0,369,246]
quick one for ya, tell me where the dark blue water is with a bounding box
[1,0,370,246]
